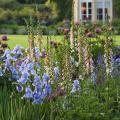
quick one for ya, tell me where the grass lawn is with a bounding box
[113,35,120,46]
[6,35,64,49]
[1,35,120,49]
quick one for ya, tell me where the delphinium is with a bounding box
[0,17,57,106]
[94,52,106,85]
[71,79,81,93]
[0,45,24,78]
[112,48,120,77]
[91,23,106,85]
[0,45,53,105]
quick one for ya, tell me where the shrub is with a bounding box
[16,26,27,34]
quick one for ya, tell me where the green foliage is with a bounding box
[0,0,72,30]
[113,0,120,18]
[46,0,72,20]
[0,0,16,5]
[0,77,120,119]
[0,21,120,120]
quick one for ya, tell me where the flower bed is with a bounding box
[0,22,120,119]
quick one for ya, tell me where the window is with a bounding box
[96,1,110,21]
[81,2,92,21]
[88,2,92,20]
[97,8,103,20]
[81,2,87,20]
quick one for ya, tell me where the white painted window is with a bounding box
[81,2,92,21]
[97,8,103,20]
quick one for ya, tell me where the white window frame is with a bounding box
[80,1,92,21]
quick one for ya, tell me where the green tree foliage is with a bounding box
[0,0,120,28]
[113,0,120,18]
[17,0,46,4]
[46,0,72,20]
[0,0,16,8]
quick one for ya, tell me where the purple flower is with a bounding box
[33,75,40,86]
[2,49,11,57]
[16,60,24,69]
[9,66,16,72]
[27,62,34,70]
[0,72,3,76]
[21,71,29,79]
[8,66,18,80]
[36,62,41,70]
[41,50,47,58]
[32,93,42,104]
[5,60,11,68]
[71,80,80,93]
[86,32,94,37]
[16,85,23,92]
[23,87,33,98]
[1,35,8,41]
[18,78,27,84]
[43,73,50,81]
[95,28,102,33]
[73,80,80,88]
[97,53,104,65]
[44,84,52,96]
[15,51,23,58]
[115,58,120,63]
[34,47,40,59]
[1,44,8,48]
[34,84,42,92]
[54,67,59,80]
[12,45,23,54]
[30,70,36,75]
[6,54,13,60]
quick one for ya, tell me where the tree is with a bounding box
[113,0,120,18]
[0,0,16,5]
[46,0,72,20]
[17,0,47,4]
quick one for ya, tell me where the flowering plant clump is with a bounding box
[0,45,59,104]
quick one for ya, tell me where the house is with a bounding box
[74,0,113,23]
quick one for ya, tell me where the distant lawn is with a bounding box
[1,35,120,49]
[6,35,63,49]
[8,35,28,49]
[114,35,120,46]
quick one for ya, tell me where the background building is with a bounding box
[74,0,113,22]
